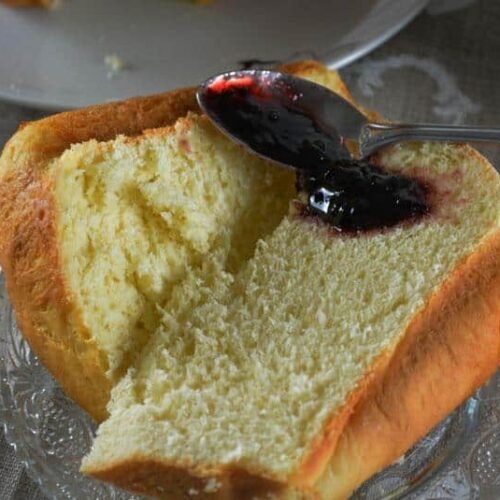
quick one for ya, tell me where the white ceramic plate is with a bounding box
[0,0,428,110]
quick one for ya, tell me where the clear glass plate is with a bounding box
[0,272,499,499]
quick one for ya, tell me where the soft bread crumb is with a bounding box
[8,60,493,499]
[53,114,295,382]
[82,141,499,485]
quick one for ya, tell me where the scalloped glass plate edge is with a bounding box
[0,272,497,500]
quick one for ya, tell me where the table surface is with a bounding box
[1,0,499,498]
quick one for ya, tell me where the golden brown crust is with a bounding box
[0,166,111,421]
[2,60,498,498]
[82,224,500,500]
[0,87,199,421]
[1,86,198,176]
[279,61,352,100]
[314,227,500,499]
[0,60,343,423]
[85,457,300,500]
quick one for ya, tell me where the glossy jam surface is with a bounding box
[299,160,430,232]
[204,74,350,172]
[204,73,430,232]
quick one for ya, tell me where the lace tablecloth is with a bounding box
[0,0,499,498]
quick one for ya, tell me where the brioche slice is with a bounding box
[0,86,197,421]
[81,139,499,496]
[0,62,348,422]
[1,62,498,499]
[0,104,295,423]
[82,142,499,498]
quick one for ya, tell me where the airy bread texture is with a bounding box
[54,118,295,381]
[1,61,498,499]
[0,86,199,421]
[81,141,500,499]
[0,63,344,422]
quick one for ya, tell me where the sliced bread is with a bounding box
[81,139,500,499]
[0,62,346,422]
[1,61,498,499]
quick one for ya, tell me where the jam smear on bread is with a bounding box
[298,160,430,232]
[205,74,430,232]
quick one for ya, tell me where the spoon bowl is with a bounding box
[198,70,500,166]
[196,70,353,173]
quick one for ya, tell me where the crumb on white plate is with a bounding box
[104,53,127,79]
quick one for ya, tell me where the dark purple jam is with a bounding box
[298,160,429,232]
[204,74,430,232]
[204,74,351,172]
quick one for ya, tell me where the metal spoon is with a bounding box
[197,70,500,165]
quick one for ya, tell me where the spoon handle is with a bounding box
[359,122,500,158]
